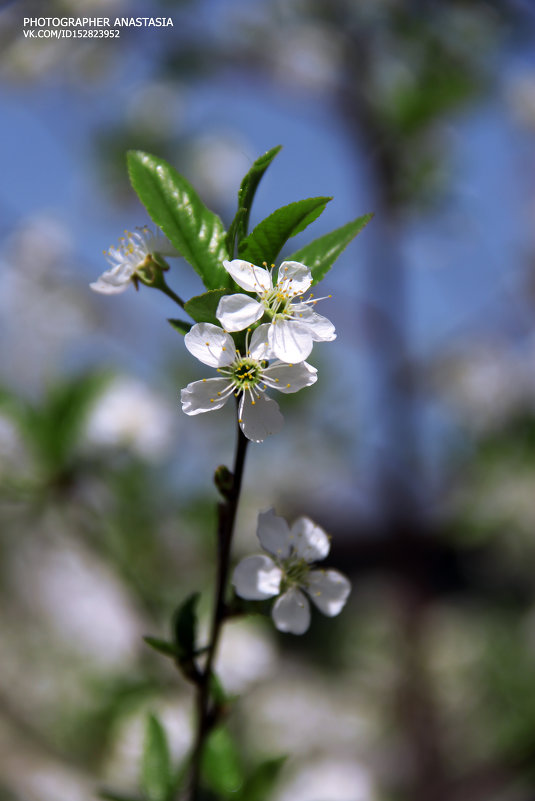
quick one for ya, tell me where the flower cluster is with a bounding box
[91,226,336,442]
[181,258,335,442]
[232,509,351,634]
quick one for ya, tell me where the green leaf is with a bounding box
[184,289,229,326]
[167,318,192,336]
[225,207,247,259]
[143,636,178,658]
[202,726,243,797]
[173,592,200,661]
[141,715,173,801]
[127,151,230,290]
[238,196,332,266]
[288,213,373,284]
[226,145,282,256]
[237,756,287,801]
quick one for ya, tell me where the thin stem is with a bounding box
[159,278,186,309]
[187,421,249,801]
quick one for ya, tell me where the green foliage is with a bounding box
[173,592,200,661]
[239,197,332,266]
[472,614,535,766]
[184,289,230,326]
[201,726,243,797]
[143,636,178,658]
[385,17,481,137]
[141,715,174,801]
[476,412,535,466]
[226,145,282,257]
[288,213,373,284]
[127,151,230,290]
[167,318,192,336]
[237,756,286,801]
[0,372,110,481]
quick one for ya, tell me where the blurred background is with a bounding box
[2,0,535,799]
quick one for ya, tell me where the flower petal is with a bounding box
[293,304,336,342]
[306,569,351,616]
[90,258,136,293]
[290,517,330,562]
[272,588,311,634]
[262,361,317,394]
[256,509,292,559]
[184,323,236,368]
[181,378,231,415]
[239,394,283,442]
[277,261,312,296]
[90,275,132,294]
[223,259,272,294]
[232,555,282,600]
[268,319,314,363]
[216,294,264,332]
[248,324,273,360]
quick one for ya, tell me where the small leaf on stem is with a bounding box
[288,212,374,284]
[238,196,332,266]
[141,714,173,801]
[173,592,201,661]
[184,289,231,326]
[167,318,192,336]
[201,726,243,797]
[226,145,282,256]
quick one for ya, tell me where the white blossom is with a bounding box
[90,226,177,295]
[181,323,317,443]
[84,376,175,459]
[233,509,351,634]
[216,259,336,362]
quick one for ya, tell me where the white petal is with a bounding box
[290,517,330,562]
[248,324,273,360]
[306,569,351,616]
[223,259,272,294]
[232,555,282,600]
[272,588,311,634]
[268,319,314,363]
[90,276,131,294]
[181,378,231,415]
[216,294,264,332]
[293,304,336,342]
[90,259,135,293]
[277,261,312,296]
[239,394,283,443]
[256,509,292,559]
[262,361,317,394]
[184,323,236,368]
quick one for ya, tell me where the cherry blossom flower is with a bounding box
[232,509,351,634]
[90,226,177,295]
[216,259,336,363]
[180,323,317,442]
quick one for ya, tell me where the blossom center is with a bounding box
[282,556,310,588]
[231,358,262,390]
[261,288,293,320]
